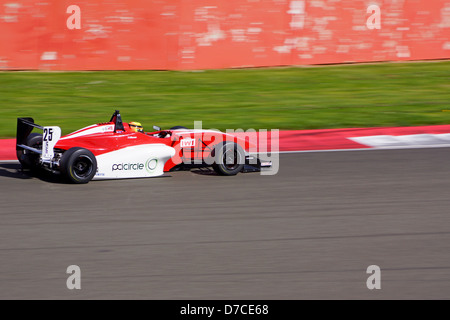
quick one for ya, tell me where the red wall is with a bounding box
[1,0,449,70]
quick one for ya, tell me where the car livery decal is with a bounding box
[180,138,195,148]
[93,144,175,180]
[145,158,158,173]
[112,162,145,171]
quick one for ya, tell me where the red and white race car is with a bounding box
[16,110,270,183]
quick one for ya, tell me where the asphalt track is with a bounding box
[0,148,449,300]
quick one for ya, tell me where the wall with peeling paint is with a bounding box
[0,0,449,70]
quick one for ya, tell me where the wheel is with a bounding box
[17,133,42,171]
[60,147,97,184]
[169,126,188,130]
[212,142,245,176]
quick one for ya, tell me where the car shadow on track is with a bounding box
[0,163,64,183]
[0,163,31,180]
[0,163,222,183]
[190,167,219,176]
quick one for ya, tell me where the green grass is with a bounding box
[0,61,449,137]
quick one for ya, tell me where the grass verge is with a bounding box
[0,60,449,137]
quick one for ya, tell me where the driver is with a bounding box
[129,121,144,133]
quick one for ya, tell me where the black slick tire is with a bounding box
[60,147,97,184]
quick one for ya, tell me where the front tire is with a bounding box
[60,147,97,184]
[212,142,245,176]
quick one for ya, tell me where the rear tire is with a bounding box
[17,133,42,171]
[60,147,97,184]
[212,142,245,176]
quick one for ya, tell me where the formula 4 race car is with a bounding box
[16,110,271,183]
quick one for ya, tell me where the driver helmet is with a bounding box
[129,121,144,133]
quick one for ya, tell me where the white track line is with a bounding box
[280,144,450,154]
[256,144,450,155]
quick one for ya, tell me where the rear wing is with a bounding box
[16,117,61,160]
[16,117,41,150]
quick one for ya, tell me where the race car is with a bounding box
[16,110,270,183]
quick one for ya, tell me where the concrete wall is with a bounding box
[0,0,449,70]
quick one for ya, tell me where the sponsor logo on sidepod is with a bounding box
[112,163,145,171]
[111,159,158,173]
[146,158,158,173]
